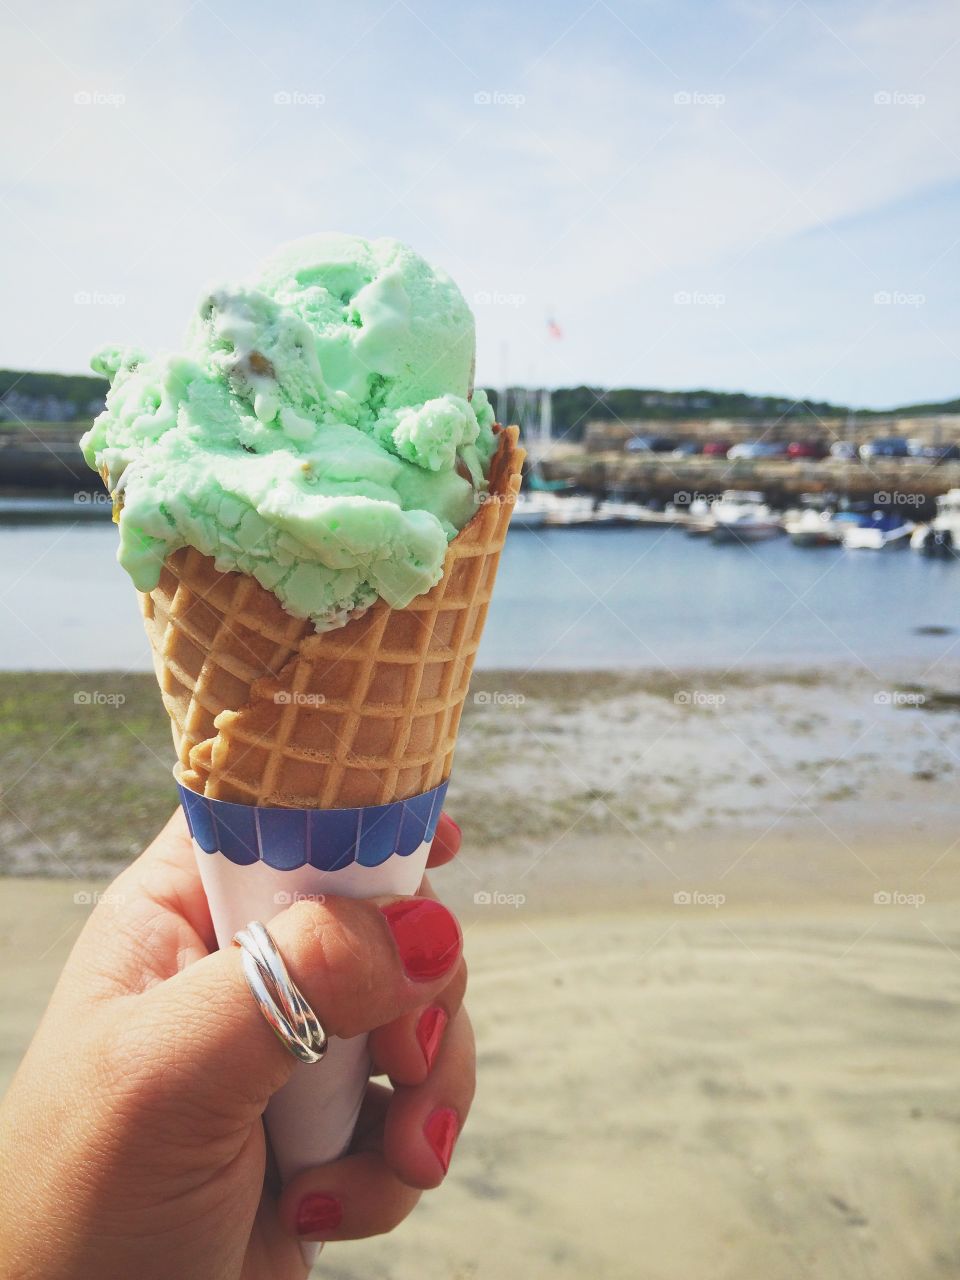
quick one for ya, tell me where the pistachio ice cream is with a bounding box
[81,233,497,627]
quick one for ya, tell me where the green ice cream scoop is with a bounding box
[81,232,497,627]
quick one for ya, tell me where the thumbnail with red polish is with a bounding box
[380,899,461,981]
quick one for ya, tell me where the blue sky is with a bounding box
[1,0,958,407]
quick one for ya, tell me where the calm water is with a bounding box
[1,519,958,672]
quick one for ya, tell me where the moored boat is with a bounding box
[710,491,783,543]
[911,489,960,557]
[842,513,914,550]
[510,492,552,529]
[785,508,841,547]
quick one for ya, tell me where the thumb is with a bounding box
[131,895,463,1116]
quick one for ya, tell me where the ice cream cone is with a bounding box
[139,425,522,1189]
[141,425,523,806]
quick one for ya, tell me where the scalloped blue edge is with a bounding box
[176,778,449,871]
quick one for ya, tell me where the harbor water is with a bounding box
[1,516,957,672]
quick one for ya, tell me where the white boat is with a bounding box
[842,513,914,550]
[784,508,840,547]
[510,492,553,529]
[678,496,717,536]
[911,489,960,557]
[595,498,677,527]
[710,491,782,543]
[511,490,596,528]
[541,494,597,527]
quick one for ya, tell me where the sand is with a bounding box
[4,863,960,1280]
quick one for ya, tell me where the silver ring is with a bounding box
[233,921,328,1064]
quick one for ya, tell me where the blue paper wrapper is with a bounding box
[176,776,448,871]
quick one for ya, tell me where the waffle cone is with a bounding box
[140,426,524,808]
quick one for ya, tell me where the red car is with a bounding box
[787,440,828,460]
[702,441,731,457]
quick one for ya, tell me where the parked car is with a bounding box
[702,441,731,457]
[921,443,960,462]
[671,441,701,457]
[859,437,910,459]
[726,441,789,460]
[626,435,679,453]
[829,441,859,460]
[787,440,829,460]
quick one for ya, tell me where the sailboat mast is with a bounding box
[499,340,509,427]
[539,386,552,450]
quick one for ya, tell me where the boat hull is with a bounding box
[712,522,782,543]
[911,526,958,557]
[509,512,547,530]
[788,530,838,547]
[843,526,913,550]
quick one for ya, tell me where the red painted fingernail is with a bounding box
[424,1107,459,1174]
[416,1005,448,1071]
[296,1192,342,1235]
[380,899,461,982]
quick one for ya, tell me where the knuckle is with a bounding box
[280,899,396,1038]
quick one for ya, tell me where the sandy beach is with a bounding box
[3,665,960,1277]
[3,878,960,1279]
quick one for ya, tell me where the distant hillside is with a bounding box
[485,385,960,443]
[878,396,960,417]
[0,369,108,425]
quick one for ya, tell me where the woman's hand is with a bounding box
[0,809,473,1280]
